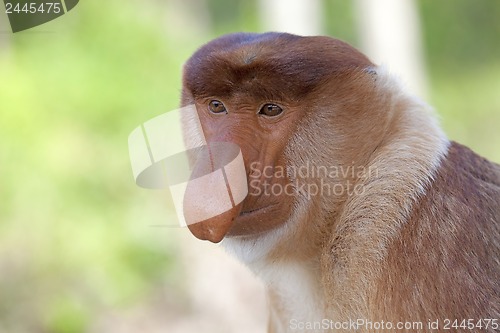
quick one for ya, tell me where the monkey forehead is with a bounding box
[182,32,374,101]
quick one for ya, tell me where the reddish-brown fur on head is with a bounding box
[182,32,373,104]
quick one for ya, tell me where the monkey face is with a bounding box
[180,32,374,243]
[185,95,301,242]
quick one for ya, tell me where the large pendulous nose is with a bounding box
[182,142,248,242]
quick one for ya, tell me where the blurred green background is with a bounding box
[0,0,499,332]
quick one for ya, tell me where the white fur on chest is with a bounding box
[262,260,326,332]
[223,229,326,333]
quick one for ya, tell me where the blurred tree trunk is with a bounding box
[354,0,428,98]
[257,0,323,36]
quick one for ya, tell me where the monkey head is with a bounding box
[180,32,381,243]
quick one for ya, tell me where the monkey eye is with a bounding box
[208,100,227,114]
[259,104,283,117]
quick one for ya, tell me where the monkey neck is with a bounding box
[224,226,329,330]
[320,77,450,319]
[223,191,333,326]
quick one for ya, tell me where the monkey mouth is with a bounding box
[226,201,287,237]
[239,206,269,216]
[238,203,278,217]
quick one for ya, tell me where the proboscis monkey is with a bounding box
[180,32,500,333]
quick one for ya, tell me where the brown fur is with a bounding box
[374,142,500,330]
[181,32,500,332]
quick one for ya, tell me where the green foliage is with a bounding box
[419,0,500,75]
[208,0,260,34]
[44,295,89,333]
[429,64,500,162]
[0,0,190,331]
[323,0,359,46]
[418,0,500,161]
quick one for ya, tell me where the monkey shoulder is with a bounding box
[380,141,500,320]
[406,140,500,253]
[425,141,500,220]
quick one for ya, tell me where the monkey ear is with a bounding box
[365,66,378,77]
[364,66,378,82]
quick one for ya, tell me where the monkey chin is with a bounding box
[228,201,290,238]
